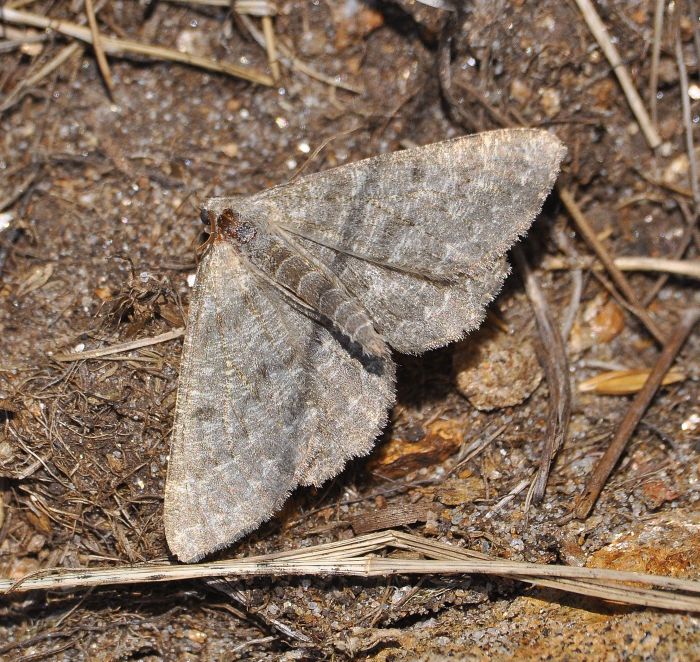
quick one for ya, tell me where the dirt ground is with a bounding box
[1,0,699,659]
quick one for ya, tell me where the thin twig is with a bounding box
[632,164,694,199]
[558,186,667,344]
[574,0,661,149]
[454,78,513,128]
[675,14,700,206]
[287,126,361,183]
[0,25,47,53]
[0,6,273,86]
[52,328,185,362]
[448,423,508,476]
[164,0,275,11]
[84,0,114,98]
[489,477,531,518]
[512,246,571,503]
[648,0,664,127]
[0,169,40,212]
[575,308,700,519]
[675,196,700,255]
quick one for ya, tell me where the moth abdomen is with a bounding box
[235,228,387,358]
[276,255,388,358]
[316,287,387,358]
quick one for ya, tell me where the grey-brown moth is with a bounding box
[164,128,565,562]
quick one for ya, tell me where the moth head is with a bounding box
[211,208,257,245]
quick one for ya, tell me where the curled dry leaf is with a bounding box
[579,368,686,395]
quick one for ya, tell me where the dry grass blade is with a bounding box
[0,6,273,86]
[0,25,47,53]
[2,531,700,612]
[553,229,584,342]
[52,328,185,361]
[579,368,687,395]
[574,0,661,149]
[164,0,275,11]
[575,308,700,518]
[690,0,700,69]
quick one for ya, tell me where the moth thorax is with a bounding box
[216,208,257,245]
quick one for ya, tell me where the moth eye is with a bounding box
[200,209,212,226]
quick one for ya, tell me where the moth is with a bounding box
[164,128,565,562]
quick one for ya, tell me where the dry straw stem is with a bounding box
[559,186,667,345]
[52,328,185,362]
[575,307,700,519]
[553,230,583,342]
[690,0,700,68]
[0,6,273,86]
[545,255,700,280]
[174,0,351,90]
[2,530,700,612]
[574,0,661,150]
[0,25,47,51]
